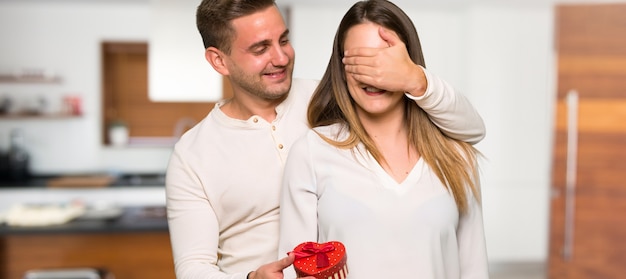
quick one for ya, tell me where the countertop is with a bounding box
[0,206,167,235]
[0,173,166,188]
[0,173,167,234]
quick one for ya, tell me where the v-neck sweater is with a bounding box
[278,124,489,279]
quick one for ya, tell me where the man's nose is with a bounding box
[271,46,290,66]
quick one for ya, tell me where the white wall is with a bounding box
[465,4,555,262]
[289,2,555,263]
[0,1,172,174]
[0,0,560,264]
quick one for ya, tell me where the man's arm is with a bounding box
[404,66,485,144]
[167,144,303,279]
[166,149,241,279]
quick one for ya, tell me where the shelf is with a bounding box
[0,112,81,119]
[0,75,61,84]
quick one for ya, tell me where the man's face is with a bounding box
[224,5,295,101]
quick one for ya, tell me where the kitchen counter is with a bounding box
[0,176,171,279]
[0,176,51,188]
[0,185,166,225]
[1,203,172,279]
[0,206,167,235]
[0,173,166,188]
[0,205,174,279]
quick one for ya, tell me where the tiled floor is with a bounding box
[490,262,547,279]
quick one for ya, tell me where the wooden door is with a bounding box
[549,4,626,278]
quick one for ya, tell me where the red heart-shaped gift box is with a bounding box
[292,241,348,279]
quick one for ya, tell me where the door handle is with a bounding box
[562,89,579,261]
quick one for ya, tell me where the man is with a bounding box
[165,1,485,279]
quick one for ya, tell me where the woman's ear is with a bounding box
[205,47,229,75]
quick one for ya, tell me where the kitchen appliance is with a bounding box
[0,128,31,182]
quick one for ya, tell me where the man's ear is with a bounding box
[205,47,229,75]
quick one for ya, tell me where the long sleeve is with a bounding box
[278,134,320,279]
[406,67,485,144]
[457,187,490,278]
[166,149,248,279]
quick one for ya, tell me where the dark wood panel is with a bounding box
[557,75,626,100]
[556,4,626,55]
[548,195,565,257]
[103,42,147,54]
[557,53,626,100]
[553,99,626,134]
[551,131,626,192]
[558,55,626,76]
[576,133,626,168]
[0,232,174,279]
[549,261,626,279]
[573,194,626,259]
[549,192,626,279]
[550,4,626,278]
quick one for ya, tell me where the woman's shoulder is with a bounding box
[312,123,348,140]
[289,124,346,154]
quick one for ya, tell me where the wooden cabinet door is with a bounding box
[1,232,175,279]
[549,4,626,279]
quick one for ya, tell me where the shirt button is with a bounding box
[272,125,276,131]
[278,144,284,149]
[253,117,258,123]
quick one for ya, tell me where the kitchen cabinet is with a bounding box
[1,232,174,279]
[0,207,174,279]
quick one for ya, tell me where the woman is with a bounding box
[278,1,489,278]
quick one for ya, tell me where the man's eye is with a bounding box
[253,47,268,55]
[280,39,290,45]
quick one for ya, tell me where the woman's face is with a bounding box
[343,22,405,120]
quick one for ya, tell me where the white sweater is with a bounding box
[278,124,489,279]
[166,70,485,279]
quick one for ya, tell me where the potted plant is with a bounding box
[108,119,129,147]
